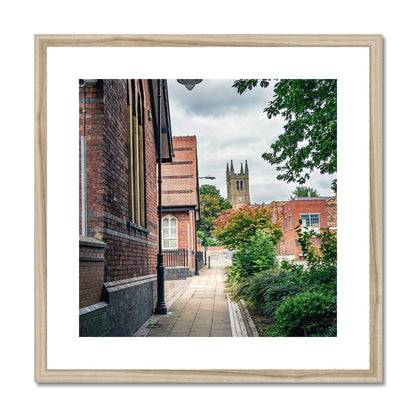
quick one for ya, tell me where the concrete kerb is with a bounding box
[134,251,259,337]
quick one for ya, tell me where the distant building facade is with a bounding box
[269,196,337,259]
[161,135,200,278]
[226,160,250,208]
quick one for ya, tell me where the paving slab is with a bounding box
[133,252,259,338]
[146,259,232,337]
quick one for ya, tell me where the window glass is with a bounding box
[162,215,178,249]
[300,213,320,229]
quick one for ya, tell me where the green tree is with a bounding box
[198,185,232,240]
[233,79,337,192]
[213,205,282,251]
[289,185,320,200]
[233,229,277,277]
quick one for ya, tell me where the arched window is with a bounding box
[162,215,178,249]
[236,181,239,190]
[240,180,243,190]
[127,79,146,226]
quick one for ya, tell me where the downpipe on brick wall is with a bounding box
[79,79,97,236]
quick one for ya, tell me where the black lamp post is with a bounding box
[155,79,167,315]
[202,197,207,265]
[199,176,215,267]
[177,80,204,276]
[155,79,203,313]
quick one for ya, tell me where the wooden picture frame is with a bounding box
[34,34,382,383]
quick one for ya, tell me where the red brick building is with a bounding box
[161,136,200,277]
[281,198,328,259]
[79,79,174,336]
[269,197,336,259]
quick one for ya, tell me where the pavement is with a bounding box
[133,251,258,337]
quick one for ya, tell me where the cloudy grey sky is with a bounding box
[167,79,336,203]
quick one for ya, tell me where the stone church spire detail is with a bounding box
[226,160,250,209]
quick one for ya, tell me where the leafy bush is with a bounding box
[295,221,337,267]
[224,216,337,338]
[214,205,282,250]
[268,288,337,337]
[302,264,337,293]
[232,229,276,278]
[246,269,304,317]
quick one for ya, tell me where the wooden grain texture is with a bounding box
[34,35,48,382]
[34,34,383,383]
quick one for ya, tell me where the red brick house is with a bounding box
[269,196,337,260]
[161,135,200,278]
[79,79,174,336]
[281,197,329,259]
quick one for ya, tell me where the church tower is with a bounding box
[226,160,250,208]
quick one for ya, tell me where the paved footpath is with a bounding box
[145,260,232,337]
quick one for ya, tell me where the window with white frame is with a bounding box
[162,215,178,249]
[284,217,288,231]
[300,213,320,230]
[289,215,292,230]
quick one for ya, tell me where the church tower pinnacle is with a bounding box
[226,160,250,208]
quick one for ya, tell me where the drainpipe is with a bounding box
[80,83,87,236]
[79,79,97,236]
[194,209,199,275]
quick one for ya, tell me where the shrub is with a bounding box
[246,269,303,317]
[302,264,337,293]
[214,205,282,250]
[295,220,337,267]
[232,229,276,278]
[268,288,337,337]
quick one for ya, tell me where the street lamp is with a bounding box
[202,196,207,266]
[199,176,215,267]
[177,79,202,91]
[155,79,168,315]
[176,79,204,277]
[156,79,204,313]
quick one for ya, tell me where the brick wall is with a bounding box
[79,79,162,336]
[79,80,105,236]
[80,80,159,283]
[79,237,106,308]
[282,199,328,258]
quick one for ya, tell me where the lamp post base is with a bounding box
[194,252,199,275]
[155,257,167,315]
[155,304,167,315]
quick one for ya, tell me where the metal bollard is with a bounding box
[208,256,211,269]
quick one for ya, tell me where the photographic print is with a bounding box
[78,78,337,339]
[35,35,382,382]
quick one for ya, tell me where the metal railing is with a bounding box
[163,248,189,267]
